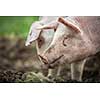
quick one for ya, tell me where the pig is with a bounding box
[38,16,100,81]
[25,16,66,78]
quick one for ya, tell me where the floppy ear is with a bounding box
[58,17,81,33]
[37,21,58,31]
[25,22,42,46]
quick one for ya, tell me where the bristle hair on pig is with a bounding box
[38,16,100,81]
[25,16,66,78]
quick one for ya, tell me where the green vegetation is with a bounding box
[0,16,39,38]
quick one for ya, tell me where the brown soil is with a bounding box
[0,36,41,82]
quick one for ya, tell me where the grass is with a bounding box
[0,16,39,38]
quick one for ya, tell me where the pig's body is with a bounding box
[71,17,100,59]
[39,16,100,81]
[65,16,100,62]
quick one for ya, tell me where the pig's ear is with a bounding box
[58,17,81,33]
[25,22,42,46]
[37,21,58,31]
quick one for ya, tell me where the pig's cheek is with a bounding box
[46,46,56,56]
[57,57,64,64]
[60,45,74,63]
[47,50,58,63]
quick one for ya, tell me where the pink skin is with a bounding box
[39,17,100,68]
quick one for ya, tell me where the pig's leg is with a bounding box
[56,66,62,76]
[47,66,62,78]
[47,69,53,78]
[71,59,86,81]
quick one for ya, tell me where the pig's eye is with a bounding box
[62,37,68,46]
[37,36,45,48]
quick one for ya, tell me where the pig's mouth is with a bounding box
[39,54,64,69]
[50,55,64,64]
[47,55,64,69]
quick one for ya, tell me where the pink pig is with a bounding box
[38,16,100,81]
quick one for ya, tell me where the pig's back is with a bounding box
[73,16,100,53]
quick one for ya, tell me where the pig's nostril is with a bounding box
[38,55,48,64]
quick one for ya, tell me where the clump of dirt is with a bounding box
[0,70,24,83]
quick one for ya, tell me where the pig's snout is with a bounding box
[38,55,48,64]
[38,55,54,69]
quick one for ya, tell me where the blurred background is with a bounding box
[0,16,39,37]
[0,16,45,82]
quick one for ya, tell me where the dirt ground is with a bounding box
[0,36,100,83]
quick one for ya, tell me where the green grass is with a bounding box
[0,16,39,38]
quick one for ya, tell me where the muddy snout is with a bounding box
[38,54,55,69]
[38,54,64,69]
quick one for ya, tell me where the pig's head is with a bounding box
[25,18,58,66]
[39,17,93,68]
